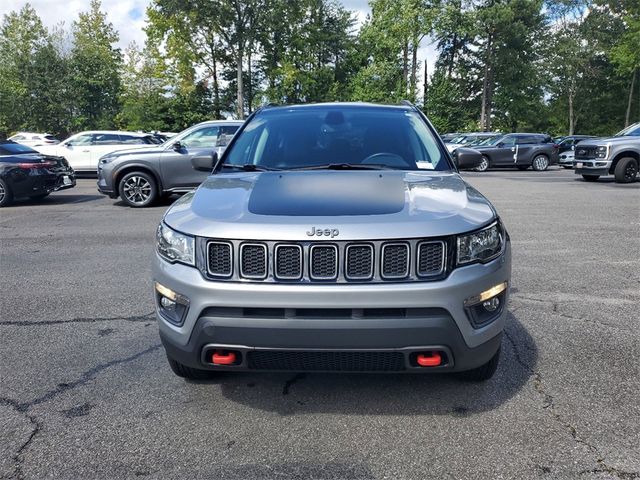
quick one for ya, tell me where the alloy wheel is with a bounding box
[624,162,638,181]
[476,157,489,172]
[533,155,548,171]
[0,182,5,203]
[123,176,152,205]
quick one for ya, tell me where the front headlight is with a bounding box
[156,223,195,266]
[595,146,608,159]
[457,221,504,265]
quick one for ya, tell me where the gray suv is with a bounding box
[97,120,243,206]
[152,103,512,381]
[574,122,640,183]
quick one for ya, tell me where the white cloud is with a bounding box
[0,0,149,50]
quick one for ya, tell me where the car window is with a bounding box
[44,135,57,141]
[179,126,220,148]
[224,107,448,171]
[93,133,122,145]
[615,123,640,136]
[67,134,93,146]
[499,136,516,147]
[118,135,146,144]
[518,136,539,145]
[0,141,37,155]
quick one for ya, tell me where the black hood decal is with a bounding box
[248,171,406,216]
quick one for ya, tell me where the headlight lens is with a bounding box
[156,223,195,266]
[457,222,504,265]
[595,146,608,159]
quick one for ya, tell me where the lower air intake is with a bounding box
[247,351,406,372]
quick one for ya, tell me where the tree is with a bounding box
[69,0,122,130]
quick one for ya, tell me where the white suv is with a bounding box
[35,131,159,172]
[8,132,60,147]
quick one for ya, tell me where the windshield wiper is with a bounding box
[290,163,393,171]
[222,163,280,172]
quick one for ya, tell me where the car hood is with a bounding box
[164,170,496,240]
[589,136,640,145]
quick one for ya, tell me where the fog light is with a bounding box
[154,282,189,326]
[482,297,500,312]
[160,296,176,311]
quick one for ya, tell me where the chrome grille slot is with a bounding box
[240,243,267,279]
[345,244,374,280]
[207,241,232,277]
[275,245,302,279]
[381,243,409,279]
[417,241,445,277]
[310,245,338,280]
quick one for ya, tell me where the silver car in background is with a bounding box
[97,120,243,207]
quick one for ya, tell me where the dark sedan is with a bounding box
[0,141,75,207]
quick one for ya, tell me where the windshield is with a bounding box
[479,135,505,146]
[0,141,38,155]
[224,106,449,171]
[615,123,640,137]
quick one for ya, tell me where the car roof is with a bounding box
[194,120,244,126]
[73,130,152,137]
[10,132,49,136]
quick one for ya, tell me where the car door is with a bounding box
[90,133,126,170]
[492,135,517,165]
[159,125,220,189]
[514,136,537,166]
[60,133,95,170]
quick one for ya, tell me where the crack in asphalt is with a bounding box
[282,373,307,396]
[0,343,161,479]
[510,296,624,331]
[0,312,155,327]
[504,330,639,479]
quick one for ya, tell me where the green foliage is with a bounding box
[0,0,638,139]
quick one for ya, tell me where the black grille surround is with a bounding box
[199,237,453,284]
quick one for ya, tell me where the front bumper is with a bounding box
[152,243,511,373]
[574,159,611,176]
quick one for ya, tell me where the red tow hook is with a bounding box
[211,350,237,365]
[416,352,442,367]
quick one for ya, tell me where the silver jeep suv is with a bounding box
[152,103,512,381]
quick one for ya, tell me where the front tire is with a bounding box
[614,157,638,183]
[582,174,599,182]
[0,179,13,207]
[458,347,501,381]
[119,171,158,207]
[475,156,490,172]
[166,356,218,380]
[531,154,549,171]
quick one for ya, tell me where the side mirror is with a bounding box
[455,147,483,170]
[172,141,182,151]
[191,152,218,172]
[65,143,73,148]
[497,142,504,148]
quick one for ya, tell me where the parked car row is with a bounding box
[0,140,75,207]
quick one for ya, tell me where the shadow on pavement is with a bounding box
[206,311,536,417]
[7,194,104,207]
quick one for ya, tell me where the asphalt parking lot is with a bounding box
[1,168,638,479]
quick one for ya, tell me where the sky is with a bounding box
[0,0,436,86]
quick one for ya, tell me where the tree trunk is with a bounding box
[247,48,253,114]
[625,68,636,127]
[423,61,428,110]
[410,40,418,101]
[236,50,244,119]
[402,40,409,96]
[480,33,494,132]
[212,53,221,119]
[568,84,575,135]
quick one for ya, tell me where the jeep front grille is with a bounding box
[240,243,267,279]
[417,241,445,277]
[310,245,338,280]
[207,242,232,277]
[200,237,451,283]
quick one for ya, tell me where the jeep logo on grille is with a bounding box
[306,227,339,238]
